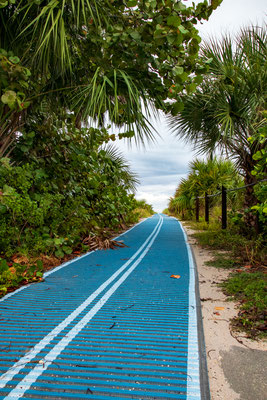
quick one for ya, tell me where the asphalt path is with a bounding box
[0,214,205,399]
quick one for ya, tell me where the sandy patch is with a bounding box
[182,223,267,400]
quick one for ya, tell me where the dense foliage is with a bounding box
[0,0,222,157]
[0,131,140,258]
[248,126,267,229]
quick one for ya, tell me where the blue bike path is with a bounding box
[0,214,204,399]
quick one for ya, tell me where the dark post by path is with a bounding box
[205,192,209,223]
[196,197,200,222]
[222,185,227,229]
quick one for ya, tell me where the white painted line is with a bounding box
[0,215,162,390]
[0,217,149,302]
[178,220,201,400]
[3,217,163,399]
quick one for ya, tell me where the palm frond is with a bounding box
[102,144,140,192]
[71,68,157,145]
[168,25,267,174]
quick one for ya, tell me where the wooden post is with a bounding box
[222,185,227,229]
[196,197,199,222]
[205,192,209,223]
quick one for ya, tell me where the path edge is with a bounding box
[0,216,151,303]
[190,241,211,400]
[178,218,211,400]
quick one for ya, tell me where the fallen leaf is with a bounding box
[215,307,224,311]
[244,265,252,269]
[170,275,181,279]
[236,269,243,273]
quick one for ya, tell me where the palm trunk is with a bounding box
[243,171,259,234]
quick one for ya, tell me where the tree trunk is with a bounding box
[243,172,259,234]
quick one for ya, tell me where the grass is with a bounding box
[191,225,266,266]
[186,219,266,338]
[221,272,267,338]
[205,253,239,269]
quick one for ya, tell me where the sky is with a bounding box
[116,0,266,212]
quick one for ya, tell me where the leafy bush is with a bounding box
[0,258,43,296]
[132,199,155,219]
[0,123,140,258]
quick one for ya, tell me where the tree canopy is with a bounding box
[0,0,222,155]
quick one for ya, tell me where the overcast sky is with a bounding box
[116,0,266,212]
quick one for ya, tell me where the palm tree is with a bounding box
[169,158,242,219]
[168,26,266,228]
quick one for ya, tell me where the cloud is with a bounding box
[117,130,194,211]
[135,176,187,212]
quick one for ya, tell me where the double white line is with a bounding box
[1,215,163,399]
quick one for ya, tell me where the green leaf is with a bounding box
[173,66,184,75]
[205,57,213,64]
[175,71,188,83]
[167,16,181,28]
[194,75,203,84]
[36,260,43,269]
[129,31,141,40]
[55,249,64,258]
[20,145,29,153]
[54,238,63,246]
[9,56,20,64]
[127,0,137,7]
[0,204,7,214]
[1,90,17,106]
[186,83,197,94]
[62,246,72,255]
[174,2,186,11]
[0,1,8,9]
[0,48,7,56]
[167,35,176,45]
[178,25,189,35]
[0,260,9,273]
[171,101,184,116]
[211,0,223,9]
[253,151,263,160]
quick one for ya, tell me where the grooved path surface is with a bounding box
[0,214,202,399]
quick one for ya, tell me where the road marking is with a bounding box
[3,216,163,399]
[178,220,201,400]
[0,215,162,391]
